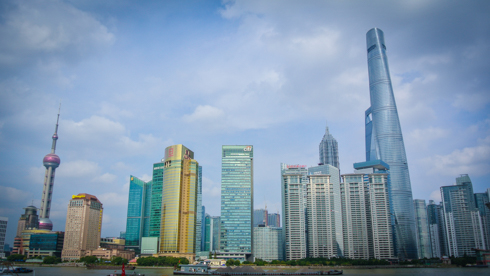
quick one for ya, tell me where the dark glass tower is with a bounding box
[365,28,417,259]
[319,124,339,168]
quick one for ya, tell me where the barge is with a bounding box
[174,264,342,275]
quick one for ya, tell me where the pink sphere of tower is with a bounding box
[43,153,60,168]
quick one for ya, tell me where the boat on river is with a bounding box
[174,264,342,275]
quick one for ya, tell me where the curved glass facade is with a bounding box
[365,28,417,259]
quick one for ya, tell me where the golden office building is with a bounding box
[158,144,199,261]
[61,193,103,261]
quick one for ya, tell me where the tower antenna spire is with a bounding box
[51,102,61,154]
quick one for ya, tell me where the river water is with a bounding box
[20,266,490,276]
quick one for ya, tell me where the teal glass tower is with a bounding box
[365,28,417,259]
[220,145,253,260]
[125,175,152,252]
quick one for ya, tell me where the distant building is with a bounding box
[125,175,152,253]
[16,206,39,237]
[157,145,199,262]
[61,193,103,261]
[0,217,7,258]
[281,164,307,260]
[253,226,283,261]
[211,216,221,253]
[254,209,269,227]
[141,237,159,255]
[84,247,135,261]
[414,199,432,259]
[427,200,442,258]
[319,124,339,169]
[119,231,126,239]
[100,237,125,250]
[475,190,490,250]
[195,167,203,254]
[220,145,254,261]
[27,231,64,258]
[267,213,280,228]
[441,174,484,257]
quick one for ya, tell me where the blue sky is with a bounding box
[1,0,489,245]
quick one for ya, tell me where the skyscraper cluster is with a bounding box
[120,28,489,264]
[125,145,253,262]
[413,175,490,259]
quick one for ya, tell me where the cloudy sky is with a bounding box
[1,0,489,245]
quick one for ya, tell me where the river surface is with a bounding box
[18,266,490,276]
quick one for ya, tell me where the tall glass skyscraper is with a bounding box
[125,175,152,253]
[150,161,164,237]
[159,144,199,257]
[319,124,339,168]
[365,28,417,259]
[220,145,253,261]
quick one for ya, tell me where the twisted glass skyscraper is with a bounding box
[365,28,417,259]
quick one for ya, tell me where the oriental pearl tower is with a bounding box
[39,106,61,230]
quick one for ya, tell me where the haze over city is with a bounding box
[0,0,489,247]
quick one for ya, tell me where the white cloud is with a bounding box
[92,173,117,184]
[407,127,449,149]
[56,160,101,179]
[429,190,442,203]
[0,0,114,69]
[98,192,127,207]
[183,105,225,123]
[0,186,32,204]
[453,92,490,112]
[423,136,490,176]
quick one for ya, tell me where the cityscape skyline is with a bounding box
[0,0,489,246]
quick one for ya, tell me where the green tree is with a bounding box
[80,255,98,264]
[226,259,235,266]
[7,254,26,262]
[43,256,60,264]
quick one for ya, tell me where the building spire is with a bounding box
[51,103,61,154]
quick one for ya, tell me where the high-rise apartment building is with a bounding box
[426,200,442,258]
[159,145,199,261]
[441,174,484,257]
[61,193,103,261]
[281,164,307,260]
[341,161,394,260]
[253,226,284,261]
[414,199,432,259]
[254,209,269,227]
[220,145,253,261]
[319,124,339,168]
[0,217,7,258]
[365,28,417,259]
[39,107,62,231]
[306,173,340,258]
[268,213,280,228]
[307,164,343,257]
[341,174,371,259]
[125,175,152,253]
